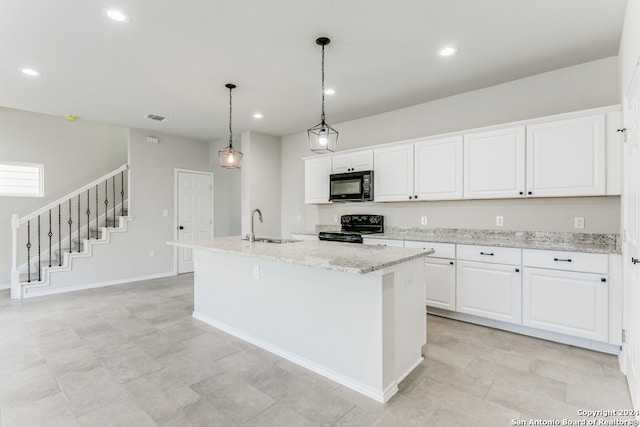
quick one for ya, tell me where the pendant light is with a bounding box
[218,83,243,168]
[308,37,338,153]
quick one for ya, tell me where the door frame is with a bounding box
[173,168,214,274]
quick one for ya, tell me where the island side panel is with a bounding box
[192,248,393,401]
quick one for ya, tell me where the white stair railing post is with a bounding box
[11,213,21,299]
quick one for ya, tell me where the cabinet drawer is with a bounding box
[457,244,521,265]
[404,241,455,258]
[362,238,404,247]
[523,249,608,274]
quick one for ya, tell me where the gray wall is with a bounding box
[241,131,282,237]
[0,108,128,286]
[128,128,211,278]
[209,138,242,237]
[281,57,622,237]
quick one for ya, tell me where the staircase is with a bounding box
[10,164,131,299]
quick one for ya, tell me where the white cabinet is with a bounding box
[373,144,414,202]
[522,249,609,342]
[463,126,526,199]
[304,156,332,204]
[606,111,622,195]
[456,245,522,324]
[332,150,373,173]
[405,240,456,311]
[414,137,463,200]
[362,237,404,247]
[526,114,606,197]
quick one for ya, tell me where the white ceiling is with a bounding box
[1,0,628,142]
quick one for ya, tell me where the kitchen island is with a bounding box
[168,236,431,402]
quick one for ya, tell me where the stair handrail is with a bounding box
[17,164,129,225]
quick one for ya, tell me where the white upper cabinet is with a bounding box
[526,114,606,197]
[373,144,414,202]
[304,156,332,204]
[606,111,622,195]
[414,136,463,200]
[332,150,373,174]
[463,126,526,199]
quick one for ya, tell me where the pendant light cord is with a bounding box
[321,43,326,123]
[228,86,234,148]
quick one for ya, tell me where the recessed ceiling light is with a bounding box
[253,113,263,119]
[439,46,459,57]
[324,89,335,95]
[102,8,131,22]
[20,68,41,77]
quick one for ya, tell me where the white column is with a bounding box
[10,214,21,299]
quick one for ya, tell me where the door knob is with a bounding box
[179,226,184,230]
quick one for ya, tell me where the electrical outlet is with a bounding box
[574,217,585,229]
[162,209,168,217]
[496,216,504,227]
[297,213,302,222]
[149,249,155,258]
[421,216,428,226]
[253,264,260,279]
[333,215,339,223]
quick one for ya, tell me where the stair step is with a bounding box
[19,272,43,283]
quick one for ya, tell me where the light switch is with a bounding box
[162,209,168,217]
[421,216,428,226]
[253,264,260,279]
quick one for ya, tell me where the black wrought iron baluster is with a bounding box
[48,209,52,268]
[26,220,31,283]
[112,176,116,226]
[37,215,41,281]
[121,171,125,216]
[58,205,62,266]
[104,181,109,231]
[86,189,91,241]
[68,199,72,254]
[77,194,81,252]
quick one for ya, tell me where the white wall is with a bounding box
[209,138,242,237]
[0,108,128,286]
[620,0,640,97]
[240,131,282,237]
[281,57,622,237]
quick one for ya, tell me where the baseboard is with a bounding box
[428,307,621,355]
[193,311,395,403]
[22,271,176,299]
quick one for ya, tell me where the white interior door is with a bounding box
[623,62,640,410]
[177,170,213,274]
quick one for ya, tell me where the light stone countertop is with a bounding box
[168,236,432,275]
[307,227,621,254]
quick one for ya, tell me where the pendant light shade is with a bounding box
[308,37,338,153]
[218,83,243,169]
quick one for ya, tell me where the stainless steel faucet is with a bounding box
[249,209,263,243]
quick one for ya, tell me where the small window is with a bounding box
[0,161,44,197]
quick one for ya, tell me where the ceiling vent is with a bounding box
[145,113,168,122]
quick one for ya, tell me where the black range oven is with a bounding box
[318,215,384,244]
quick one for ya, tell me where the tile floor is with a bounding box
[0,274,634,426]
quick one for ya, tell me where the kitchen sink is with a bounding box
[241,236,301,244]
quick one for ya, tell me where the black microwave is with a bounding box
[329,171,374,202]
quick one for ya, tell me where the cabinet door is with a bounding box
[523,268,608,342]
[606,111,622,196]
[331,154,352,174]
[351,150,374,172]
[414,136,463,200]
[456,260,522,324]
[425,258,456,310]
[304,157,332,204]
[526,114,605,197]
[463,126,525,199]
[373,144,414,201]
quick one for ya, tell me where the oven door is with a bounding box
[329,171,373,201]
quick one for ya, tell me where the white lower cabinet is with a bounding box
[404,241,456,310]
[456,251,522,324]
[522,249,609,342]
